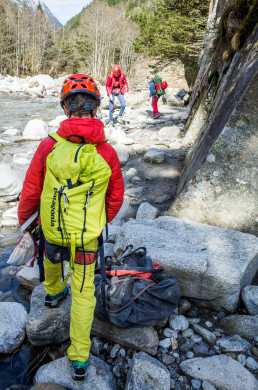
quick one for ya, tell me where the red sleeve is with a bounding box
[18,137,55,226]
[123,74,129,93]
[106,76,113,96]
[96,142,124,222]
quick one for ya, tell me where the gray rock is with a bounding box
[169,315,189,332]
[0,302,27,353]
[110,344,120,358]
[163,328,178,339]
[182,328,194,338]
[191,335,203,344]
[186,351,194,359]
[143,148,165,164]
[155,195,171,204]
[220,315,258,340]
[237,354,246,366]
[136,202,159,220]
[111,202,136,226]
[90,337,103,357]
[159,338,171,349]
[170,338,178,350]
[192,343,210,357]
[31,383,66,390]
[241,285,258,315]
[0,164,23,200]
[26,284,71,346]
[0,291,15,302]
[34,355,116,389]
[103,243,114,258]
[178,299,192,314]
[113,144,130,165]
[113,217,258,312]
[125,351,170,390]
[126,168,137,178]
[180,355,258,390]
[216,335,251,353]
[158,126,181,141]
[191,379,201,389]
[92,317,159,356]
[190,323,216,347]
[246,357,258,371]
[16,265,40,291]
[202,382,217,390]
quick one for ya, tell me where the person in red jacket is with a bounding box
[18,74,124,381]
[106,64,129,127]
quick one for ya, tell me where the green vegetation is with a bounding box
[127,0,210,84]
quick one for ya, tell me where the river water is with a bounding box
[0,93,64,389]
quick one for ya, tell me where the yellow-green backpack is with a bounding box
[40,133,112,254]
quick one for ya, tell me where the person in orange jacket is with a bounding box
[106,64,129,126]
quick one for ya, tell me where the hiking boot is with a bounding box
[44,287,69,307]
[109,120,114,127]
[151,113,161,119]
[72,359,89,381]
[117,116,123,125]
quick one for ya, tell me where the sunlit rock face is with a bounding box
[169,0,258,235]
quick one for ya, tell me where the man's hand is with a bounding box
[109,95,113,103]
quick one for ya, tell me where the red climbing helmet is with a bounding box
[112,64,121,77]
[161,81,168,89]
[60,74,100,104]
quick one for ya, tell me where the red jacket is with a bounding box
[106,72,129,96]
[18,118,124,226]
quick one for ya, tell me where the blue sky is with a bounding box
[43,0,92,24]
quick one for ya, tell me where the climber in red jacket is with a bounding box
[106,64,129,127]
[18,74,124,381]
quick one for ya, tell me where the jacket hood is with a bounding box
[57,118,106,144]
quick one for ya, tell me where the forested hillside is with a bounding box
[0,0,210,83]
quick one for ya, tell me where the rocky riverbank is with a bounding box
[0,76,257,390]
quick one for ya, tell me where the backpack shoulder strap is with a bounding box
[48,132,66,144]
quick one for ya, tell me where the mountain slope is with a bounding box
[13,0,62,30]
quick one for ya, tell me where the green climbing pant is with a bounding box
[43,257,96,362]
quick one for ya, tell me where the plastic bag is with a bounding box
[7,232,36,266]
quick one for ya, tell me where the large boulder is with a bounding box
[29,75,56,91]
[125,351,170,390]
[23,119,48,140]
[114,217,258,312]
[180,355,258,390]
[220,315,258,340]
[0,164,23,200]
[34,355,116,389]
[26,284,71,346]
[92,317,159,356]
[0,302,27,353]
